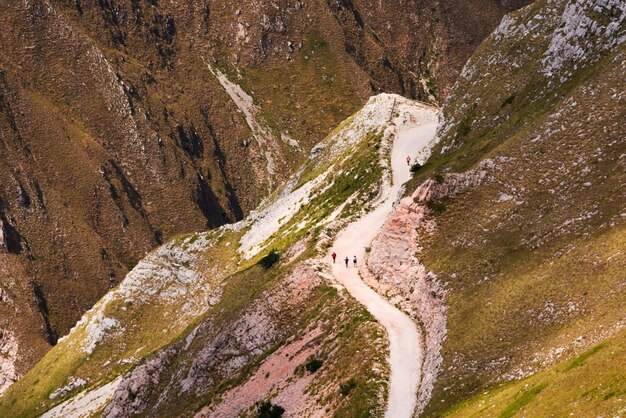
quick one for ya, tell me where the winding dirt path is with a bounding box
[328,108,437,418]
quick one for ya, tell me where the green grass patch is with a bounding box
[563,343,606,371]
[498,383,547,418]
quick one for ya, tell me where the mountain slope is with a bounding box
[2,1,624,415]
[0,0,533,386]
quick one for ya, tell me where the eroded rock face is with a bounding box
[103,264,323,417]
[0,328,19,396]
[199,326,325,418]
[541,0,626,78]
[103,347,178,418]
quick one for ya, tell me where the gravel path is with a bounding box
[328,107,437,418]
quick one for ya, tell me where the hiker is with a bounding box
[353,256,357,267]
[331,252,337,263]
[344,256,349,267]
[406,155,411,166]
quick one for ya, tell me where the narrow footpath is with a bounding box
[328,110,437,418]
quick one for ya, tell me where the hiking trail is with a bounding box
[328,106,438,418]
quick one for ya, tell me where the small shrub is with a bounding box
[258,250,279,270]
[433,174,445,184]
[340,378,357,396]
[257,400,285,418]
[426,200,446,213]
[305,357,323,373]
[365,246,371,253]
[410,162,422,173]
[500,94,516,108]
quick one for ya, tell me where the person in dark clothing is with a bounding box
[332,252,337,263]
[406,155,411,166]
[344,256,349,267]
[353,256,357,267]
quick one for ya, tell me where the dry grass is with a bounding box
[445,328,626,417]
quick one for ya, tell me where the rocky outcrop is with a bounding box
[0,328,19,396]
[541,0,626,79]
[198,326,325,418]
[102,347,178,418]
[411,167,491,204]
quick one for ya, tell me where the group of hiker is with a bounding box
[331,252,357,268]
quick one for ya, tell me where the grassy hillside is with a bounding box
[400,0,626,415]
[446,328,626,417]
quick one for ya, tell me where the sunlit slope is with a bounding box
[445,328,626,417]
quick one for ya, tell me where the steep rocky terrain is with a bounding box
[0,0,531,385]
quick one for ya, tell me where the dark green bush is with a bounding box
[340,378,357,396]
[410,162,422,173]
[433,174,445,184]
[305,357,323,373]
[258,249,279,270]
[257,400,285,418]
